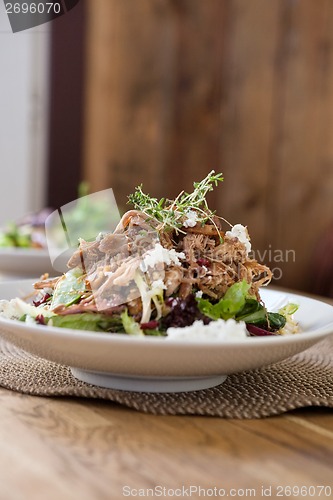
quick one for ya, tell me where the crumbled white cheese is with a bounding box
[24,314,38,325]
[183,210,198,228]
[96,232,105,241]
[195,290,203,298]
[0,300,9,315]
[0,298,53,321]
[140,243,185,272]
[166,318,247,341]
[225,224,251,254]
[151,279,166,291]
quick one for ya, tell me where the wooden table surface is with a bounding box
[0,395,332,500]
[0,281,332,500]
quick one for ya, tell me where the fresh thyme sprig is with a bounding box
[127,170,224,234]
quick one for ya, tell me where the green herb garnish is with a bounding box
[127,170,224,235]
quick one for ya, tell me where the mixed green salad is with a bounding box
[0,172,299,338]
[0,182,110,250]
[0,210,51,249]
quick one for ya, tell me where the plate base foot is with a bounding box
[71,368,227,393]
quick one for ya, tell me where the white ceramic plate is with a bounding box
[0,280,332,392]
[0,248,56,277]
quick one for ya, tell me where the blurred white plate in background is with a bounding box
[0,248,57,277]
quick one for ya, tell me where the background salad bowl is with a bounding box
[0,184,118,278]
[0,208,55,277]
[0,280,332,392]
[0,247,57,277]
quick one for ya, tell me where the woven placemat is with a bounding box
[0,337,332,419]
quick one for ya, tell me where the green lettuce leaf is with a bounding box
[267,312,286,330]
[50,312,124,333]
[197,280,251,320]
[279,303,299,316]
[236,299,266,323]
[120,309,144,336]
[196,282,287,331]
[51,268,86,308]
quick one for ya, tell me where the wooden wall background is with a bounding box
[82,0,333,293]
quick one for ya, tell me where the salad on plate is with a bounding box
[0,172,299,339]
[0,182,108,251]
[0,209,51,249]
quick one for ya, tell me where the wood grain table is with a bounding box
[0,284,332,500]
[0,393,332,500]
